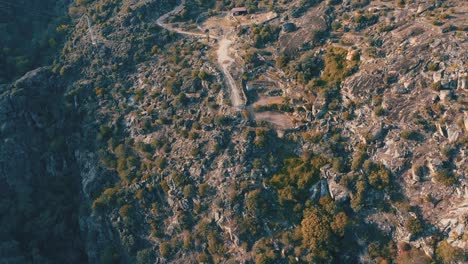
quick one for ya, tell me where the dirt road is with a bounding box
[156,0,213,38]
[156,0,244,109]
[217,38,243,109]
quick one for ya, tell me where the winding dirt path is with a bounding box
[156,0,244,109]
[217,38,243,109]
[157,1,216,39]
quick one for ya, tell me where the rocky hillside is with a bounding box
[0,0,466,263]
[0,67,86,262]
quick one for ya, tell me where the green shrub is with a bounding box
[291,53,323,84]
[330,212,349,237]
[405,216,423,236]
[92,187,119,213]
[159,242,172,258]
[59,66,67,76]
[432,81,443,91]
[350,178,366,212]
[436,241,464,263]
[269,156,321,210]
[276,55,289,68]
[165,79,181,95]
[172,172,189,186]
[412,164,426,178]
[151,45,160,55]
[198,253,211,263]
[332,21,342,30]
[215,115,230,126]
[374,106,385,116]
[188,131,199,140]
[183,185,195,198]
[303,131,323,143]
[246,189,273,216]
[332,158,345,173]
[301,207,332,251]
[251,24,280,48]
[254,128,268,147]
[191,147,201,157]
[134,89,145,102]
[253,158,263,169]
[351,0,370,7]
[119,204,132,221]
[354,13,378,27]
[160,179,170,193]
[427,62,439,71]
[351,151,367,171]
[198,70,209,80]
[198,183,211,197]
[300,201,347,262]
[174,93,188,106]
[433,169,457,186]
[151,138,164,149]
[320,47,356,85]
[155,157,167,170]
[207,231,226,256]
[401,130,420,141]
[368,164,391,190]
[442,24,457,33]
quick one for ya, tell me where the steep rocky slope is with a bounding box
[0,0,466,263]
[0,0,87,262]
[0,68,87,262]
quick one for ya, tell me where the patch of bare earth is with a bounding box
[255,111,293,130]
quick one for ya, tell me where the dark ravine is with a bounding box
[0,0,71,83]
[0,0,93,262]
[2,0,178,262]
[0,67,87,262]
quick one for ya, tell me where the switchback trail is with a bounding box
[156,0,244,109]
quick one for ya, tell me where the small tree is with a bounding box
[427,62,439,71]
[119,204,132,223]
[405,216,423,236]
[396,0,405,8]
[432,81,443,91]
[198,183,211,197]
[401,130,420,141]
[368,165,391,190]
[374,106,385,116]
[331,212,349,237]
[159,242,171,258]
[301,207,332,252]
[198,70,209,80]
[433,169,457,186]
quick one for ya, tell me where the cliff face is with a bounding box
[0,67,87,262]
[2,0,180,262]
[0,1,92,261]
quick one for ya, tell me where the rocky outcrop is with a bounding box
[439,199,468,250]
[278,2,329,56]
